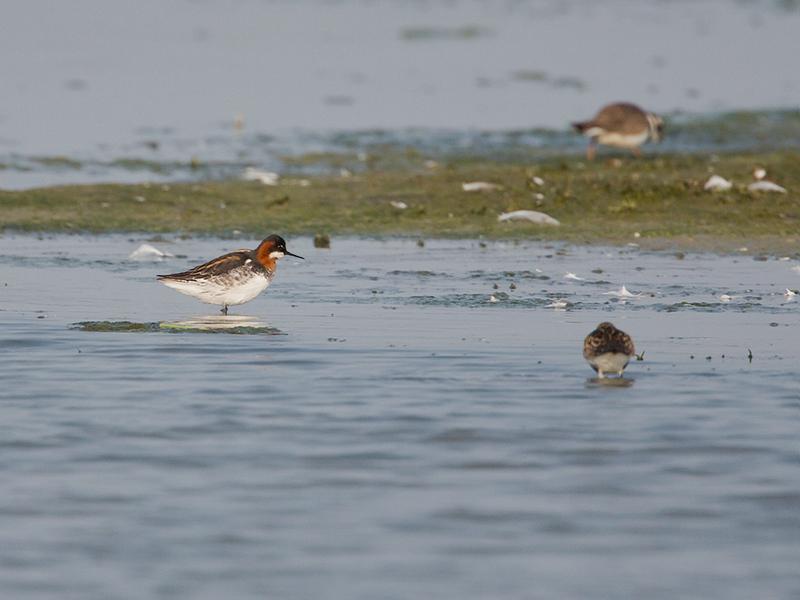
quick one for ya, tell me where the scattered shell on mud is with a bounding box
[463,181,502,192]
[704,174,732,191]
[747,180,786,193]
[243,167,279,185]
[498,210,560,226]
[128,243,173,261]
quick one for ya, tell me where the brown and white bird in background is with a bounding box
[158,235,303,314]
[573,102,663,160]
[583,322,636,378]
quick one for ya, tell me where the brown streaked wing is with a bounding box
[583,331,605,359]
[592,103,648,134]
[584,328,635,357]
[599,329,635,356]
[157,250,253,281]
[614,330,635,356]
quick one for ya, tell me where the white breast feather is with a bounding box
[597,130,649,149]
[161,268,271,306]
[589,352,631,375]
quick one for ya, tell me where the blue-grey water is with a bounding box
[1,235,799,599]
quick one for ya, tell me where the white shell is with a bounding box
[462,181,501,192]
[498,210,560,226]
[747,180,787,193]
[704,175,733,191]
[243,167,279,185]
[128,243,173,261]
[603,285,642,298]
[546,299,569,309]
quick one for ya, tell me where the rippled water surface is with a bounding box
[1,235,799,599]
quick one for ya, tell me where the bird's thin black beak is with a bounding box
[285,250,304,260]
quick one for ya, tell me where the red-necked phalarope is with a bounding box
[583,322,635,378]
[157,235,303,314]
[572,102,663,161]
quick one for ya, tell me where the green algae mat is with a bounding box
[4,150,799,253]
[72,320,285,335]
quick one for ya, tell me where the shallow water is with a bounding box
[1,235,799,599]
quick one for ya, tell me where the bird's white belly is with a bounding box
[161,273,270,306]
[589,352,631,376]
[595,130,649,149]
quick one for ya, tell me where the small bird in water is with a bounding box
[572,102,663,160]
[157,235,303,314]
[583,322,636,378]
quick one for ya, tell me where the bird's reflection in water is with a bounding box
[586,377,635,388]
[160,315,285,335]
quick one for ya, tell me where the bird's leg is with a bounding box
[221,304,228,315]
[586,142,596,161]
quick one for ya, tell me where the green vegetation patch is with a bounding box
[72,320,283,334]
[72,321,162,332]
[3,150,799,253]
[30,156,83,169]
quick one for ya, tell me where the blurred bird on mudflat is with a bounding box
[572,102,663,160]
